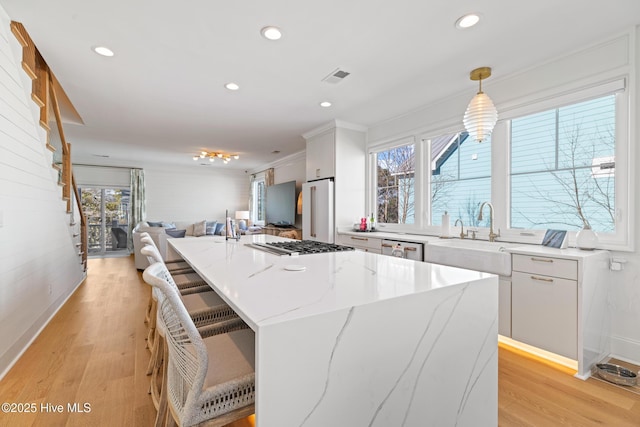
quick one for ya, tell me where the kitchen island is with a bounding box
[169,235,498,427]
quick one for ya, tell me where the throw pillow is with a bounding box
[214,222,225,235]
[165,229,186,238]
[206,221,218,235]
[162,222,176,229]
[147,221,163,227]
[193,220,207,237]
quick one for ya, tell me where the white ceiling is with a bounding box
[2,0,639,171]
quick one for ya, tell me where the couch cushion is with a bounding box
[214,222,225,235]
[166,229,187,238]
[193,220,207,237]
[206,221,218,235]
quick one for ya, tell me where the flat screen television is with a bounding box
[265,180,296,227]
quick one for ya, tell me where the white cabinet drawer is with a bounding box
[337,234,381,251]
[511,271,577,359]
[512,254,577,280]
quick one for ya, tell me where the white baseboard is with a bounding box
[0,274,87,380]
[610,335,640,365]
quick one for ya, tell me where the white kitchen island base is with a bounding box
[170,235,498,426]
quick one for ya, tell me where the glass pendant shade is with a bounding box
[463,91,498,143]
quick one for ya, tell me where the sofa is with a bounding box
[133,220,264,269]
[132,220,224,270]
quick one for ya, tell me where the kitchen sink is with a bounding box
[424,239,519,276]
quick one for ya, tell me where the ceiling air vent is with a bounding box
[322,68,351,84]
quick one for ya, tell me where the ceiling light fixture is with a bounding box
[463,67,498,143]
[192,151,240,164]
[455,13,481,29]
[319,101,332,108]
[225,82,240,91]
[261,26,282,40]
[93,46,114,57]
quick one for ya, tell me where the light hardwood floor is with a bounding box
[0,255,638,426]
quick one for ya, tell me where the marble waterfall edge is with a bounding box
[256,277,498,426]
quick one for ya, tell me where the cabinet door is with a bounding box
[511,271,577,359]
[306,130,335,181]
[498,278,511,337]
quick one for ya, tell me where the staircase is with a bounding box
[10,21,88,271]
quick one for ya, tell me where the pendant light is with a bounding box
[463,67,498,143]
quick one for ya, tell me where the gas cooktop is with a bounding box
[246,240,355,256]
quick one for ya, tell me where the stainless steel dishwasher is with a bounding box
[381,239,424,261]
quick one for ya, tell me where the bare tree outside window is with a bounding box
[376,144,415,224]
[511,95,615,232]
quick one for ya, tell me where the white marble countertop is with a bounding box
[169,234,494,330]
[505,245,609,260]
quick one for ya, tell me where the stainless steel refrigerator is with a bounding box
[302,179,334,243]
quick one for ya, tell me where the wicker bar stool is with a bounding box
[142,262,247,425]
[142,244,220,352]
[139,232,193,274]
[140,232,196,326]
[145,263,255,427]
[142,242,210,328]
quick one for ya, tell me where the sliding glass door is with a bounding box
[79,186,130,255]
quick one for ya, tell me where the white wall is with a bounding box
[367,27,640,364]
[144,166,249,224]
[0,9,86,378]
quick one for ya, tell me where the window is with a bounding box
[430,132,491,227]
[251,176,266,225]
[375,143,415,224]
[367,78,629,249]
[510,95,616,233]
[79,186,130,254]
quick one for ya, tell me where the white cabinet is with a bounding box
[508,248,611,378]
[303,121,367,240]
[498,277,512,337]
[511,254,578,359]
[336,233,381,254]
[305,129,335,181]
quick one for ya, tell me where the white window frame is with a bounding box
[367,136,424,233]
[251,172,266,226]
[366,77,633,251]
[494,78,631,251]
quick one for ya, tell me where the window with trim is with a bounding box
[375,143,415,224]
[368,79,629,249]
[510,95,616,233]
[430,131,491,228]
[251,176,266,225]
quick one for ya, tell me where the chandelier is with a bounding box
[192,151,240,164]
[463,67,498,143]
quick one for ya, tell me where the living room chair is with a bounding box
[142,262,248,425]
[145,262,255,427]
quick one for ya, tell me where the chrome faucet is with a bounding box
[454,218,465,239]
[478,202,500,242]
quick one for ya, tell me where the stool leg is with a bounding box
[155,337,168,427]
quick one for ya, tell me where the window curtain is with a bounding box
[249,168,274,222]
[128,168,146,251]
[265,167,274,186]
[248,173,256,220]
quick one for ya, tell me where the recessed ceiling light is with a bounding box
[225,82,240,91]
[261,26,282,41]
[320,101,332,108]
[455,13,481,29]
[93,46,114,57]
